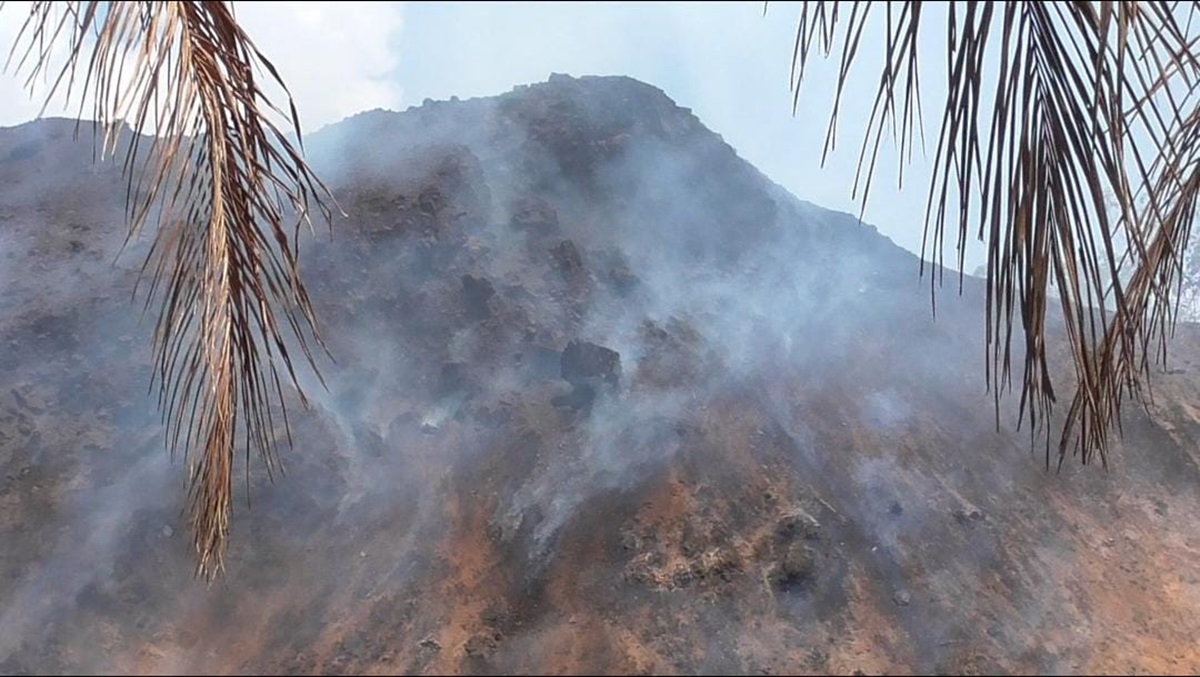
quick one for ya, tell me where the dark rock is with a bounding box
[561,340,621,387]
[775,510,821,542]
[552,384,596,412]
[10,388,33,412]
[354,427,388,458]
[521,344,562,381]
[953,507,986,526]
[417,186,445,215]
[550,240,585,277]
[889,501,904,516]
[461,274,495,319]
[607,265,639,295]
[438,361,469,396]
[463,631,500,658]
[509,196,558,231]
[1153,499,1169,517]
[473,403,511,429]
[481,608,508,627]
[772,542,815,591]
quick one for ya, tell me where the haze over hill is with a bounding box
[1,75,1199,675]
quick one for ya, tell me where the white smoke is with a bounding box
[0,2,405,133]
[231,1,405,133]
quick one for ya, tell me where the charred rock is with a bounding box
[509,196,559,231]
[438,361,469,396]
[772,541,816,592]
[560,340,621,387]
[550,239,585,278]
[461,274,495,319]
[551,383,596,412]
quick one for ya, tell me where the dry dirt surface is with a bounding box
[1,75,1199,675]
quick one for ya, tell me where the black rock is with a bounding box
[952,507,986,526]
[461,274,495,319]
[561,340,621,387]
[607,265,639,295]
[775,511,820,542]
[438,361,469,396]
[552,383,596,412]
[550,240,585,277]
[509,196,558,231]
[772,542,816,591]
[522,344,562,381]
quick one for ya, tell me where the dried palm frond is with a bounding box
[2,0,337,579]
[781,1,1200,468]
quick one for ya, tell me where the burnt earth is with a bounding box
[1,77,1199,676]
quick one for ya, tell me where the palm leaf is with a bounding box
[2,0,337,579]
[781,0,1200,468]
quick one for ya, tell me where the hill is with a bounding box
[1,75,1199,674]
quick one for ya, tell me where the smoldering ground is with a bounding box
[2,75,1200,674]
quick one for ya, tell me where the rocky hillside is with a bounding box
[1,75,1199,675]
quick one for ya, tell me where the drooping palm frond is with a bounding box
[783,1,1200,468]
[2,0,337,579]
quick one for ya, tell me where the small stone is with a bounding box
[888,501,903,516]
[162,525,174,538]
[952,508,984,526]
[893,589,912,607]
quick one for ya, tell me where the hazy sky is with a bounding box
[0,1,984,271]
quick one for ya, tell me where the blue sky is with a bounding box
[0,1,982,271]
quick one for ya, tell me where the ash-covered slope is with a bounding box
[2,75,1200,675]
